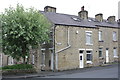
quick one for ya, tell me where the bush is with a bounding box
[2,64,33,70]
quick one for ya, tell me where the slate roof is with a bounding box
[41,11,119,28]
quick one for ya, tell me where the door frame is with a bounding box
[79,49,85,68]
[106,48,109,63]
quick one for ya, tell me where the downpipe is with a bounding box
[56,27,71,53]
[55,27,71,70]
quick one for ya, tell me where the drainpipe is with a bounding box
[55,26,71,70]
[53,25,56,71]
[56,27,71,53]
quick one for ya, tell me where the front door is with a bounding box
[106,48,109,63]
[79,50,84,68]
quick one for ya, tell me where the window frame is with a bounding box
[32,54,35,64]
[86,31,93,45]
[113,31,117,41]
[41,48,46,67]
[86,50,93,64]
[8,56,14,65]
[99,31,102,41]
[113,47,118,58]
[99,48,103,58]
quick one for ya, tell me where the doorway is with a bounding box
[106,48,109,63]
[79,50,84,68]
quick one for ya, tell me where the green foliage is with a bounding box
[1,4,51,60]
[2,64,33,70]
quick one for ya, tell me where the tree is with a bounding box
[1,4,51,63]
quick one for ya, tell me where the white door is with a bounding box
[106,49,109,63]
[79,50,84,68]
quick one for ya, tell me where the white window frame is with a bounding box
[41,48,45,67]
[86,31,93,45]
[8,56,14,65]
[113,31,117,41]
[32,54,35,64]
[86,50,93,64]
[0,54,2,67]
[113,48,118,58]
[99,31,102,41]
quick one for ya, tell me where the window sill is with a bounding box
[113,40,117,42]
[86,61,92,64]
[99,57,104,59]
[114,56,118,58]
[86,43,93,46]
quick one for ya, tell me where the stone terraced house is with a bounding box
[37,6,120,71]
[1,6,120,71]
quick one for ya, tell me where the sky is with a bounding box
[0,0,120,20]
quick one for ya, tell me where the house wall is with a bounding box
[55,25,99,70]
[98,27,119,63]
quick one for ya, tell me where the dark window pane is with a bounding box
[79,50,83,53]
[99,51,102,57]
[87,54,92,61]
[99,48,102,57]
[80,56,82,60]
[86,51,91,53]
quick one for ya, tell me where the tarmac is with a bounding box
[2,63,119,79]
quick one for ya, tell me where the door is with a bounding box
[106,48,109,63]
[79,50,84,68]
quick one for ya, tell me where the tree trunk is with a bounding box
[22,43,27,64]
[21,36,28,64]
[23,56,26,64]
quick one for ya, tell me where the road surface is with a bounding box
[2,64,119,80]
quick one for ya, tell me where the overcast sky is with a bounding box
[0,0,119,20]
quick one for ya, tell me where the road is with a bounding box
[2,64,119,80]
[38,65,118,78]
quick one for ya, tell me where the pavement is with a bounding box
[2,63,119,79]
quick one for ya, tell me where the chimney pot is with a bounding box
[81,6,84,11]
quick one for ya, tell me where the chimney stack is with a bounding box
[107,16,115,23]
[78,6,88,20]
[117,19,120,24]
[44,6,56,12]
[95,13,103,22]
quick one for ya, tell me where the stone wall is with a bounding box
[55,25,99,70]
[98,27,119,63]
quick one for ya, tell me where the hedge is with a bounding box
[2,64,33,70]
